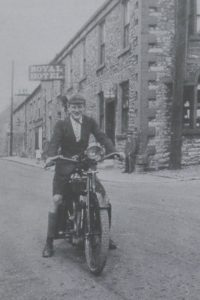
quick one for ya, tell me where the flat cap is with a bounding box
[68,93,86,105]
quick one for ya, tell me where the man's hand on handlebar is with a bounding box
[71,154,79,160]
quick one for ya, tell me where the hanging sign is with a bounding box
[29,64,65,81]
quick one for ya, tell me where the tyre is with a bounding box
[85,203,110,275]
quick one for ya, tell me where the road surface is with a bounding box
[1,159,200,299]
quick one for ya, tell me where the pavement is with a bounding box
[2,155,200,183]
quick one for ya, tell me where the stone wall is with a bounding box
[143,0,176,169]
[182,137,200,165]
[60,0,139,152]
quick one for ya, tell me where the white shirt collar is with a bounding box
[70,115,83,124]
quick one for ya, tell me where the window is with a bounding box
[67,53,73,88]
[98,92,104,130]
[189,0,200,35]
[121,81,129,133]
[80,40,86,78]
[35,129,39,150]
[122,0,130,49]
[197,0,200,33]
[37,97,41,119]
[183,75,200,129]
[98,22,105,66]
[48,116,53,139]
[30,103,33,121]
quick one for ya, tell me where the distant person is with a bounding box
[123,131,139,173]
[36,148,42,164]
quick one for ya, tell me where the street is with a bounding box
[1,160,200,300]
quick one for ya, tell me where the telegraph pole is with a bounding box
[9,61,14,156]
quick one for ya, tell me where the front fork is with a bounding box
[86,170,96,233]
[86,170,111,233]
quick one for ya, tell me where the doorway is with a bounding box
[105,100,115,144]
[35,126,43,150]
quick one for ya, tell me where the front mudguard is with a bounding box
[95,190,112,228]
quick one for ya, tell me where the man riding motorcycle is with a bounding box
[42,93,121,257]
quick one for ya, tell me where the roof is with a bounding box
[51,0,115,63]
[13,0,116,114]
[13,85,41,114]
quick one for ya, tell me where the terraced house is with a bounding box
[12,0,200,170]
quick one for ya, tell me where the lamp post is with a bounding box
[9,61,14,156]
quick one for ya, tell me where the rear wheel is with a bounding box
[85,197,110,275]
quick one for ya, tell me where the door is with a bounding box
[105,100,115,144]
[38,126,43,150]
[35,126,43,150]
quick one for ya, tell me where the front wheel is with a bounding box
[85,207,110,275]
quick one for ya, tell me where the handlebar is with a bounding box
[44,155,78,168]
[44,152,124,169]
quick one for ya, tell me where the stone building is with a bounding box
[13,81,63,157]
[12,0,200,169]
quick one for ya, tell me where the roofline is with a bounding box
[13,84,41,113]
[13,0,116,113]
[51,0,114,63]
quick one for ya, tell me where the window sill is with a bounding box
[182,128,200,136]
[118,46,130,58]
[189,34,200,41]
[96,63,105,73]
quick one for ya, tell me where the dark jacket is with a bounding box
[125,136,138,157]
[48,115,115,176]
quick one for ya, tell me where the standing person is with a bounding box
[42,93,121,257]
[35,148,42,164]
[123,131,139,173]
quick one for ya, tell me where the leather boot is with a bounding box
[42,212,57,257]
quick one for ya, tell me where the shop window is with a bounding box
[121,81,129,133]
[189,0,200,35]
[122,0,130,49]
[183,86,194,128]
[98,21,105,66]
[183,76,200,129]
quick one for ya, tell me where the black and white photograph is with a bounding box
[1,0,200,299]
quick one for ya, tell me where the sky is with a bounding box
[0,0,106,113]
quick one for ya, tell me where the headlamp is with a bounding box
[86,143,105,161]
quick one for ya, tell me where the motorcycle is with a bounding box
[45,144,121,275]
